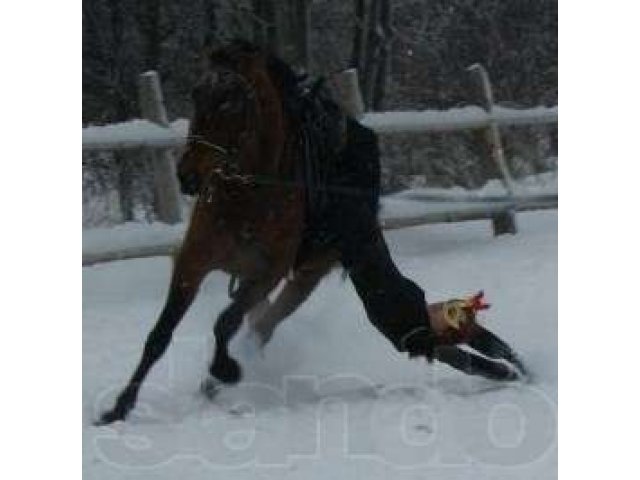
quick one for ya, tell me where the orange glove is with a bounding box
[427,291,490,345]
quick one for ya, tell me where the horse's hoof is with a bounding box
[94,409,125,426]
[200,376,222,400]
[210,355,242,384]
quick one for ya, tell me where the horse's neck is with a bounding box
[247,70,288,176]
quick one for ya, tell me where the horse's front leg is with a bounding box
[206,276,279,387]
[96,251,212,425]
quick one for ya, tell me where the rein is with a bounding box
[186,135,233,157]
[189,130,372,202]
[187,135,257,198]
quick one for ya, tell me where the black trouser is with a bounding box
[330,199,525,383]
[329,199,437,361]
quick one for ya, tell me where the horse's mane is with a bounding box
[210,39,352,224]
[210,39,303,108]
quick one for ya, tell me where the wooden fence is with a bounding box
[82,67,557,266]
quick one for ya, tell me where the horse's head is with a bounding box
[178,40,292,195]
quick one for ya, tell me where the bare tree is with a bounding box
[83,0,557,225]
[350,0,394,110]
[372,0,392,110]
[252,0,310,70]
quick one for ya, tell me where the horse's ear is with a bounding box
[209,38,263,71]
[199,34,225,69]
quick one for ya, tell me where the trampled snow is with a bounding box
[83,210,557,479]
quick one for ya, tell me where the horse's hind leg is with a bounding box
[247,253,336,346]
[207,276,279,386]
[467,326,528,377]
[434,345,519,381]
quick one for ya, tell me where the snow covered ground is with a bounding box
[83,210,557,480]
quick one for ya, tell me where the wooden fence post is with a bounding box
[331,68,365,119]
[468,63,517,235]
[137,71,182,224]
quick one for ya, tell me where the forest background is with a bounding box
[82,0,557,226]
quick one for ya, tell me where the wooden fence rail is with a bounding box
[82,67,557,266]
[82,194,557,267]
[82,105,557,152]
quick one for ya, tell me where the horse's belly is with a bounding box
[205,188,305,278]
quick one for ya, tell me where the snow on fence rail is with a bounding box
[83,191,557,267]
[82,106,557,151]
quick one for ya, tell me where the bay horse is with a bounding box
[97,40,340,424]
[97,40,524,425]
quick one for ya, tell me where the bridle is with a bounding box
[183,67,264,194]
[182,65,356,201]
[185,135,233,157]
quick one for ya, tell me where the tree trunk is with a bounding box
[139,0,161,70]
[350,0,367,72]
[253,0,309,70]
[252,0,282,55]
[372,0,392,110]
[361,0,381,108]
[351,0,393,110]
[293,0,310,69]
[202,0,218,48]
